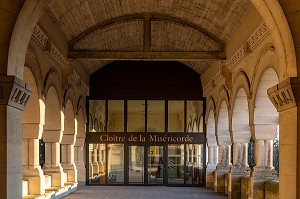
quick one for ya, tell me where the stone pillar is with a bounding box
[22,138,45,195]
[75,137,85,185]
[61,144,77,182]
[214,144,231,193]
[88,148,93,178]
[267,78,300,199]
[206,146,217,188]
[228,141,251,199]
[92,146,99,176]
[250,125,278,199]
[42,131,65,187]
[0,76,32,199]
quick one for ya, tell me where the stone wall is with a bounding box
[265,181,279,199]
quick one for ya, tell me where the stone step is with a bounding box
[22,182,78,199]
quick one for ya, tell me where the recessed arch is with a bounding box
[43,86,63,143]
[217,100,231,146]
[23,66,45,139]
[253,68,279,139]
[207,109,217,147]
[231,88,251,142]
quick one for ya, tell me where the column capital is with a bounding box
[0,75,32,111]
[268,77,300,112]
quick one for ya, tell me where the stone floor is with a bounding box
[62,186,227,199]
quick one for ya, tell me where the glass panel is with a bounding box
[89,144,106,184]
[107,144,124,184]
[147,100,165,132]
[127,100,145,132]
[148,146,164,184]
[168,144,184,184]
[186,101,204,133]
[168,101,184,132]
[186,144,203,185]
[108,100,124,132]
[129,146,144,183]
[89,100,106,132]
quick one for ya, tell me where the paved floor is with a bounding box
[62,186,227,199]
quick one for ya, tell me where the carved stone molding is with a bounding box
[267,77,300,112]
[227,44,249,71]
[32,26,48,48]
[0,76,32,111]
[247,23,269,51]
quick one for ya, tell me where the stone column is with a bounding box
[92,145,99,176]
[42,131,65,187]
[61,133,77,183]
[0,76,32,199]
[88,148,93,178]
[228,139,251,199]
[206,146,217,188]
[61,144,77,182]
[250,124,278,199]
[214,144,231,193]
[75,137,85,185]
[267,78,300,199]
[22,137,45,195]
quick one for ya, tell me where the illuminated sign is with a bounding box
[87,132,204,144]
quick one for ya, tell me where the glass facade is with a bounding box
[87,100,205,186]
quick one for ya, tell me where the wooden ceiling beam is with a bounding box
[69,50,226,60]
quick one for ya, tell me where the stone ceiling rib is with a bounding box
[69,13,225,50]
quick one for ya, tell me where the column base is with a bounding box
[43,164,65,187]
[228,165,251,199]
[214,164,231,193]
[63,164,78,182]
[206,164,216,189]
[249,167,278,199]
[23,166,45,195]
[76,162,86,183]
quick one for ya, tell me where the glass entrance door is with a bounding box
[167,144,185,184]
[148,145,164,184]
[128,146,144,184]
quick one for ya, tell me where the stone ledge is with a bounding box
[265,180,279,194]
[22,182,78,199]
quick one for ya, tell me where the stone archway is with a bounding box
[61,99,77,183]
[229,87,251,199]
[22,66,46,195]
[43,85,65,187]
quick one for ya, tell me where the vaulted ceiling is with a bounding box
[46,0,252,74]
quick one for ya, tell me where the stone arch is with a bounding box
[250,46,280,140]
[206,97,217,147]
[24,48,45,98]
[44,69,62,107]
[23,66,45,139]
[216,91,231,146]
[231,87,251,143]
[43,85,63,142]
[61,99,76,145]
[7,0,51,78]
[250,0,297,79]
[63,85,77,115]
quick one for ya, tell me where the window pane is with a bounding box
[129,146,144,184]
[89,100,106,132]
[168,101,184,132]
[148,146,164,184]
[127,100,145,132]
[89,144,106,184]
[186,101,204,133]
[186,144,203,185]
[107,144,124,184]
[108,100,124,132]
[147,100,165,132]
